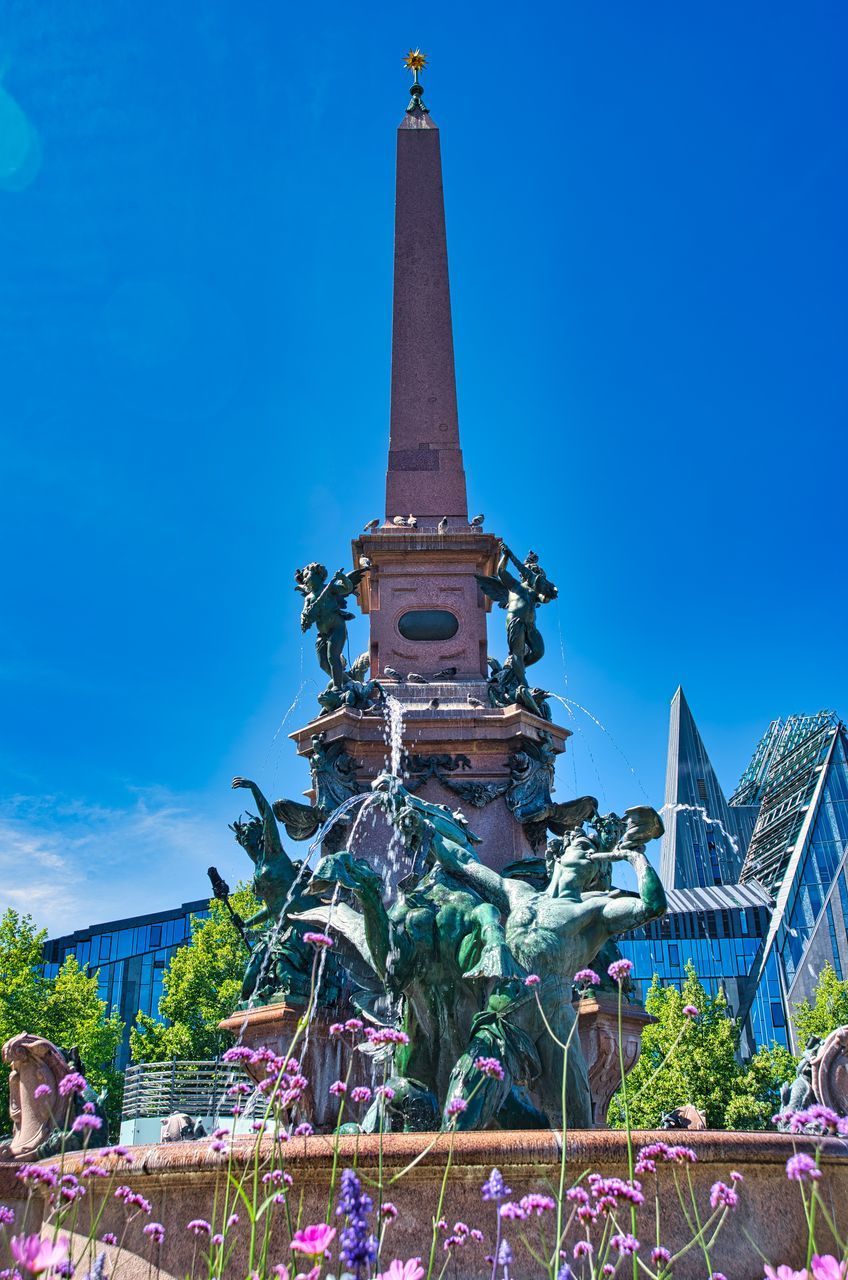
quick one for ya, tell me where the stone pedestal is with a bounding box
[575,994,656,1127]
[218,1003,371,1131]
[38,1130,848,1280]
[289,699,571,872]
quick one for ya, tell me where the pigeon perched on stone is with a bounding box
[437,517,448,534]
[470,513,485,528]
[432,667,457,679]
[407,672,427,684]
[428,698,440,710]
[392,516,407,526]
[468,696,483,707]
[383,667,404,680]
[363,518,380,532]
[407,514,418,528]
[358,556,372,569]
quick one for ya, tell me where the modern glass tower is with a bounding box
[617,879,788,1054]
[737,717,848,1048]
[659,687,747,889]
[44,900,208,1068]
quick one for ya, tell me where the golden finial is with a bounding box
[403,49,427,75]
[403,48,429,115]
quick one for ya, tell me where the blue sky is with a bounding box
[1,1,845,935]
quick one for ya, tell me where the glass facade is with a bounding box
[44,901,208,1068]
[656,692,847,1054]
[618,882,787,1055]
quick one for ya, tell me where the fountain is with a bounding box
[5,56,848,1280]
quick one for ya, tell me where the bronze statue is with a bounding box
[229,776,343,1006]
[477,543,557,719]
[294,562,368,692]
[426,808,666,1128]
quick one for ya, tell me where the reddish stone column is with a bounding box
[386,113,468,526]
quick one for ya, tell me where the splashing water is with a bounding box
[549,692,650,802]
[659,802,740,854]
[383,694,405,776]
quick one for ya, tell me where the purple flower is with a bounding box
[291,1224,336,1257]
[711,1274,728,1280]
[481,1168,511,1202]
[786,1153,821,1182]
[0,1208,14,1227]
[573,1241,593,1259]
[574,968,600,987]
[710,1181,738,1210]
[376,1085,396,1101]
[186,1220,211,1236]
[100,1235,117,1247]
[519,1193,555,1215]
[329,1022,344,1037]
[683,1004,699,1018]
[473,1056,505,1080]
[652,1246,671,1265]
[665,1144,697,1164]
[329,1080,347,1097]
[731,1170,744,1182]
[303,931,334,948]
[364,1028,409,1048]
[9,1235,69,1276]
[33,1086,50,1101]
[143,1224,165,1245]
[446,1098,468,1117]
[221,1046,253,1063]
[607,958,633,984]
[380,1203,398,1221]
[557,1266,576,1280]
[610,1233,640,1255]
[811,1258,848,1280]
[350,1086,372,1104]
[58,1073,87,1098]
[293,1122,313,1137]
[764,1269,809,1280]
[375,1264,425,1280]
[336,1168,377,1279]
[70,1114,101,1135]
[524,974,540,987]
[345,1018,364,1033]
[499,1202,528,1221]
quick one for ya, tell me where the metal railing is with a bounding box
[122,1060,240,1121]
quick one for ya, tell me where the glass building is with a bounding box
[657,690,847,1053]
[737,718,848,1047]
[617,880,787,1055]
[659,687,748,889]
[44,900,208,1068]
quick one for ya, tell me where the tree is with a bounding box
[608,963,742,1129]
[724,1043,796,1130]
[130,886,259,1064]
[792,962,848,1046]
[0,909,124,1134]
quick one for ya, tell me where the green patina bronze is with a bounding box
[229,776,344,1007]
[294,563,383,714]
[296,776,666,1131]
[477,541,558,719]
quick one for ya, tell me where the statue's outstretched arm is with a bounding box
[231,777,297,893]
[597,849,667,932]
[428,838,515,916]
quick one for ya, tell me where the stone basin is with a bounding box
[33,1129,848,1279]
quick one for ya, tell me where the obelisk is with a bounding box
[385,56,467,525]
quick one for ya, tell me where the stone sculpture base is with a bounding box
[575,994,656,1127]
[38,1130,848,1280]
[219,1002,371,1131]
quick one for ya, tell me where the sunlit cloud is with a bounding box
[0,787,237,937]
